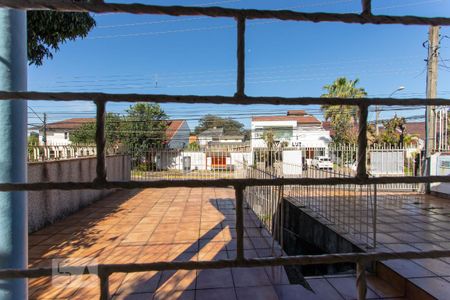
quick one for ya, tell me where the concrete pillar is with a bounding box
[0,8,28,300]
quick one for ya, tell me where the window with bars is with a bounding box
[0,1,450,300]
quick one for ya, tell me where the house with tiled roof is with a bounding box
[37,118,96,145]
[197,127,245,148]
[251,110,331,149]
[37,118,189,148]
[164,119,190,149]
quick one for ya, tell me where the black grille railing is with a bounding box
[0,1,450,300]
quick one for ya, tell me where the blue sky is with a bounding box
[28,0,450,130]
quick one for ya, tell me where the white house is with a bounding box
[251,110,331,149]
[38,118,95,145]
[38,118,190,149]
[197,127,245,148]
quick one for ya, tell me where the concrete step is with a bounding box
[376,261,436,300]
[300,273,404,300]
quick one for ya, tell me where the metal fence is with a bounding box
[244,165,283,235]
[129,146,250,180]
[302,144,423,191]
[129,144,423,188]
[27,144,125,162]
[284,170,376,249]
[2,2,450,300]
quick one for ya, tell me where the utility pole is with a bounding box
[42,113,47,161]
[43,113,47,146]
[424,26,440,194]
[425,25,440,158]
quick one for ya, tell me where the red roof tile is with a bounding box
[46,118,95,130]
[404,122,425,140]
[45,118,186,142]
[165,120,185,141]
[324,121,426,141]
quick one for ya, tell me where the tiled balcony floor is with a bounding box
[28,187,298,300]
[371,192,450,299]
[28,187,417,300]
[289,189,450,299]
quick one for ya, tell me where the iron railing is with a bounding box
[0,1,450,300]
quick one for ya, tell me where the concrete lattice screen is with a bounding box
[1,1,450,300]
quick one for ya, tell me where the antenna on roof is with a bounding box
[154,73,158,88]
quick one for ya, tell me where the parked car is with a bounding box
[312,156,333,170]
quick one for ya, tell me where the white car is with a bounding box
[313,156,333,170]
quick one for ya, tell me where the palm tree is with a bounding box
[321,77,367,144]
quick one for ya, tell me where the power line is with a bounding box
[87,0,447,40]
[97,16,207,30]
[93,0,352,29]
[25,106,427,127]
[36,67,421,91]
[32,55,423,86]
[27,106,44,124]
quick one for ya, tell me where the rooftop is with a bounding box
[40,118,187,143]
[165,120,186,141]
[198,127,224,138]
[44,118,95,130]
[252,111,321,125]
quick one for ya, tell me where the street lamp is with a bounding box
[376,86,405,136]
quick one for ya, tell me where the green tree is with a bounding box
[378,115,411,146]
[187,141,200,151]
[194,115,246,137]
[122,103,168,164]
[28,11,96,66]
[321,77,367,144]
[262,130,275,150]
[28,132,39,159]
[261,129,284,169]
[70,113,123,146]
[28,132,39,146]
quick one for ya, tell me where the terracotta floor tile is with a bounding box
[232,267,272,287]
[410,277,450,299]
[122,232,152,244]
[366,275,404,298]
[116,272,161,295]
[153,290,195,300]
[158,270,197,292]
[226,238,257,251]
[250,237,272,249]
[235,286,278,300]
[412,258,450,276]
[274,284,332,300]
[326,276,379,299]
[389,232,428,243]
[196,287,237,300]
[168,242,198,255]
[411,231,448,242]
[200,221,221,230]
[28,188,293,299]
[148,234,175,244]
[265,266,290,285]
[382,260,436,278]
[197,268,234,289]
